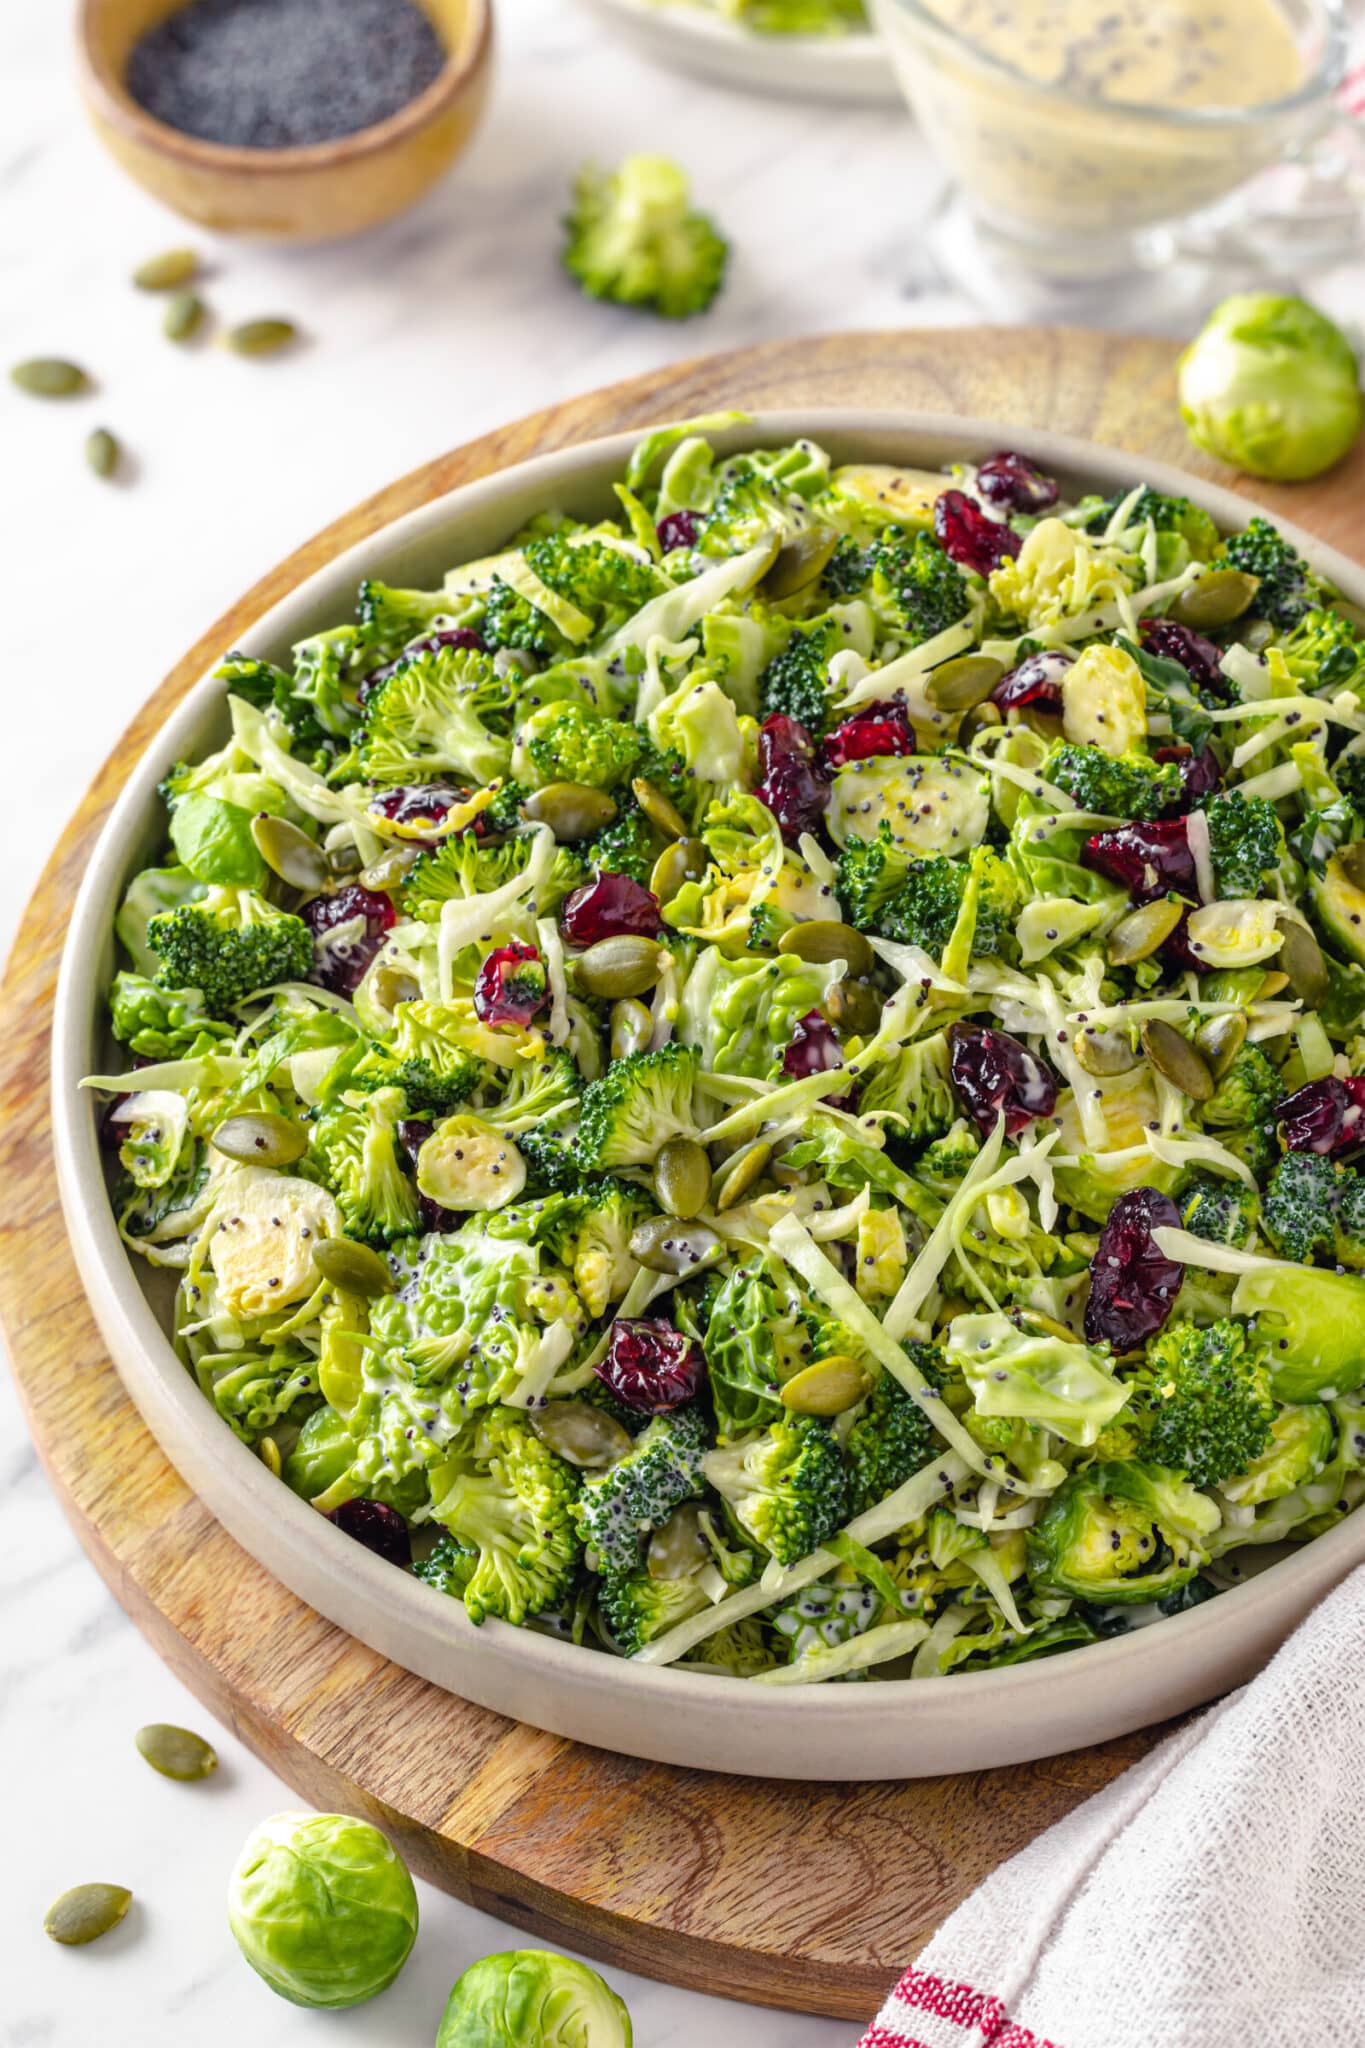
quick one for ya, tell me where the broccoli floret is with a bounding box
[382,1002,490,1108]
[856,1034,958,1145]
[355,578,453,669]
[308,1085,419,1246]
[845,1353,944,1516]
[480,578,560,661]
[359,642,517,786]
[1080,488,1220,560]
[1335,1175,1365,1270]
[1200,791,1282,898]
[519,1126,588,1193]
[587,802,658,884]
[822,537,871,600]
[517,702,644,793]
[481,779,530,833]
[387,1055,482,1119]
[1135,1317,1275,1489]
[1220,516,1315,629]
[575,1407,709,1575]
[598,1568,710,1655]
[429,1407,582,1626]
[575,1043,700,1171]
[563,154,728,319]
[147,887,313,1018]
[835,821,914,931]
[542,1180,652,1316]
[1201,1045,1282,1130]
[412,1531,477,1599]
[869,528,971,643]
[703,1414,849,1567]
[1261,1151,1344,1263]
[108,972,234,1058]
[1046,744,1183,821]
[482,1049,582,1137]
[526,534,660,634]
[854,847,1018,957]
[1222,1118,1281,1181]
[217,652,343,763]
[1281,606,1365,695]
[400,829,587,921]
[1180,1171,1260,1249]
[757,616,844,737]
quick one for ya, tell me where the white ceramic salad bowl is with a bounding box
[52,410,1365,1780]
[578,0,899,104]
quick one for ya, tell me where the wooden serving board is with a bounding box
[6,329,1365,2023]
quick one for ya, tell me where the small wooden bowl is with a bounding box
[78,0,494,241]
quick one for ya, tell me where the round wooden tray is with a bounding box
[6,329,1364,2021]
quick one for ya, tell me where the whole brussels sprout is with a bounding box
[437,1949,633,2047]
[227,1811,417,2007]
[1178,293,1363,482]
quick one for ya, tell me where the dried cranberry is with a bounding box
[1154,744,1222,813]
[781,1009,842,1080]
[992,649,1072,722]
[656,510,702,553]
[595,1317,705,1414]
[303,885,396,996]
[395,1118,432,1168]
[819,696,916,775]
[1162,908,1215,975]
[1081,820,1196,904]
[327,1498,411,1568]
[394,1120,459,1232]
[360,626,485,700]
[1139,618,1226,701]
[366,782,467,833]
[975,451,1060,514]
[473,941,549,1027]
[560,873,662,944]
[1084,1188,1183,1350]
[934,488,1022,577]
[755,714,830,843]
[947,1024,1058,1137]
[1273,1077,1365,1155]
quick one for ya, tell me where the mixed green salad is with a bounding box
[647,0,867,36]
[88,417,1365,1687]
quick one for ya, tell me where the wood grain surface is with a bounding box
[5,328,1364,2022]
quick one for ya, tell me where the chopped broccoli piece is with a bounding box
[482,1048,582,1137]
[359,641,517,786]
[575,1043,700,1171]
[1281,606,1365,695]
[413,1531,477,1599]
[1335,1175,1365,1270]
[575,1407,709,1575]
[481,779,530,834]
[428,1407,582,1626]
[1046,744,1183,821]
[108,973,234,1059]
[1261,1151,1344,1264]
[835,821,915,931]
[704,1414,850,1566]
[400,830,587,921]
[869,528,972,642]
[587,801,658,884]
[1080,487,1220,561]
[525,533,660,633]
[1220,516,1315,629]
[1201,1045,1282,1130]
[822,537,871,600]
[308,1085,419,1246]
[516,701,645,792]
[1200,791,1282,898]
[1135,1317,1275,1489]
[540,1179,652,1316]
[598,1568,710,1655]
[147,887,313,1018]
[355,578,453,669]
[845,845,1018,956]
[845,1351,944,1516]
[1180,1171,1260,1249]
[480,577,561,661]
[856,1035,958,1146]
[519,1126,590,1194]
[562,155,728,319]
[757,616,844,737]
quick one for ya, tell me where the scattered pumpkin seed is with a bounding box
[628,1216,721,1275]
[133,247,199,291]
[1278,920,1330,1009]
[259,1435,282,1477]
[85,428,119,479]
[252,813,330,891]
[758,526,839,601]
[653,1137,712,1220]
[225,318,298,357]
[925,653,1005,713]
[1107,897,1183,966]
[609,997,654,1062]
[1074,1026,1140,1077]
[44,1884,131,1946]
[312,1236,395,1298]
[533,1400,632,1470]
[524,782,616,842]
[575,934,665,999]
[1232,617,1275,655]
[163,290,205,342]
[781,1354,871,1417]
[1168,567,1260,630]
[778,918,873,976]
[135,1723,218,1781]
[1254,970,1290,1001]
[631,776,688,841]
[959,700,1003,747]
[211,1111,308,1168]
[1194,1010,1247,1081]
[650,837,707,905]
[823,976,881,1037]
[11,357,90,398]
[712,1140,772,1211]
[647,1502,709,1579]
[1141,1018,1214,1101]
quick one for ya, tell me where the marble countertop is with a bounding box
[3,3,1361,2042]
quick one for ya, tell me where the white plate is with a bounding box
[579,0,900,103]
[52,408,1365,1780]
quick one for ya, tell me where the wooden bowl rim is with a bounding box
[76,0,493,177]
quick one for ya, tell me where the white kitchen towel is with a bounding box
[859,1565,1365,2048]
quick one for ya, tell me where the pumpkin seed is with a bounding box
[533,1399,632,1470]
[163,291,205,343]
[647,1501,708,1579]
[358,843,422,892]
[758,526,840,601]
[252,813,330,891]
[225,318,298,357]
[11,357,89,398]
[1232,616,1275,655]
[312,1236,395,1298]
[1074,1026,1140,1077]
[925,653,1006,713]
[1278,920,1330,1009]
[575,934,665,999]
[524,781,617,842]
[713,1140,772,1211]
[1107,897,1184,966]
[1194,1010,1247,1080]
[631,776,688,841]
[1337,842,1365,893]
[367,960,422,1011]
[327,841,365,876]
[628,1216,721,1275]
[781,1354,871,1416]
[1254,970,1290,1001]
[610,998,654,1061]
[135,1723,218,1781]
[211,1111,308,1167]
[1168,568,1260,630]
[84,428,119,479]
[777,918,873,976]
[1141,1018,1214,1101]
[959,700,1003,747]
[650,837,707,905]
[653,1137,712,1220]
[823,976,882,1037]
[133,247,199,290]
[44,1884,131,1946]
[259,1434,282,1477]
